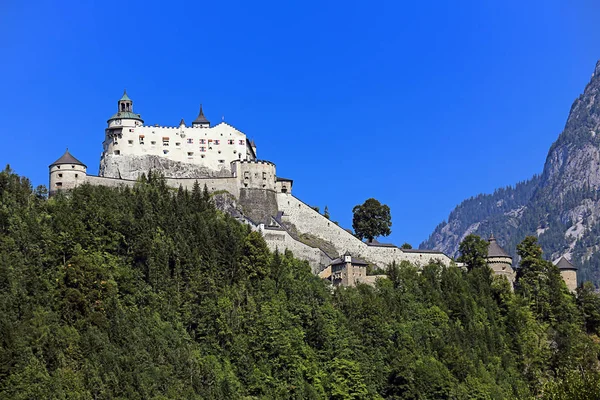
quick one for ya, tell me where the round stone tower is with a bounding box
[49,149,87,196]
[556,256,578,293]
[486,234,516,286]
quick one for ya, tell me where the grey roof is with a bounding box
[329,252,368,266]
[193,105,210,125]
[488,234,511,258]
[50,149,87,168]
[402,248,445,254]
[276,177,293,182]
[365,239,396,247]
[555,256,577,270]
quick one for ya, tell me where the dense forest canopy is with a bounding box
[1,167,600,399]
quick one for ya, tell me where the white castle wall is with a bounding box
[49,164,87,196]
[102,122,254,176]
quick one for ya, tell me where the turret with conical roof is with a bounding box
[49,149,87,196]
[192,105,210,128]
[486,234,516,286]
[555,255,578,292]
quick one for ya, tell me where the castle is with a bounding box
[48,92,578,290]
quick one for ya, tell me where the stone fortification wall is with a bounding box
[276,192,452,269]
[85,175,137,189]
[164,177,239,197]
[487,256,516,285]
[239,188,278,224]
[364,246,451,268]
[277,193,367,256]
[232,160,277,191]
[560,270,577,293]
[262,227,332,274]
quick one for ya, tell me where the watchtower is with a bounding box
[49,149,87,196]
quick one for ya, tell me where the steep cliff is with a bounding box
[421,60,600,285]
[99,154,232,180]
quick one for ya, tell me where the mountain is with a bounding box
[421,60,600,285]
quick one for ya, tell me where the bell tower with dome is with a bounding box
[107,90,144,129]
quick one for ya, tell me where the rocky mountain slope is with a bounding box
[421,60,600,285]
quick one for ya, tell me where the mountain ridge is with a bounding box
[421,60,600,285]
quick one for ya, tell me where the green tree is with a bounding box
[400,242,412,249]
[457,234,489,271]
[352,198,392,242]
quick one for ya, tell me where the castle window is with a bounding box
[163,150,169,155]
[176,142,181,146]
[57,166,60,169]
[262,172,267,179]
[219,159,225,163]
[217,150,221,154]
[239,140,244,145]
[214,140,220,145]
[228,139,234,145]
[188,152,194,157]
[200,147,206,152]
[71,165,75,169]
[187,138,193,144]
[58,173,63,178]
[56,182,62,187]
[128,140,133,145]
[199,139,206,144]
[201,155,205,158]
[114,150,120,155]
[75,174,78,178]
[151,141,156,145]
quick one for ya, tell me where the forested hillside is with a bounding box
[421,61,600,286]
[1,167,600,399]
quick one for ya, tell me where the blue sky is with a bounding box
[1,0,599,247]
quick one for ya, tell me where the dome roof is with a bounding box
[107,111,144,123]
[50,149,86,168]
[487,234,511,258]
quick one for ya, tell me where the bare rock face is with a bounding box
[421,60,600,284]
[99,154,231,180]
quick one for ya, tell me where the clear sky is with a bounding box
[1,0,599,247]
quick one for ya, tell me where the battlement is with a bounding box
[232,159,275,167]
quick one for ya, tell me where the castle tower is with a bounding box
[192,105,210,128]
[107,90,144,129]
[555,256,578,293]
[49,149,87,196]
[486,234,516,285]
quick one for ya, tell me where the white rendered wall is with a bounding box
[101,122,253,174]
